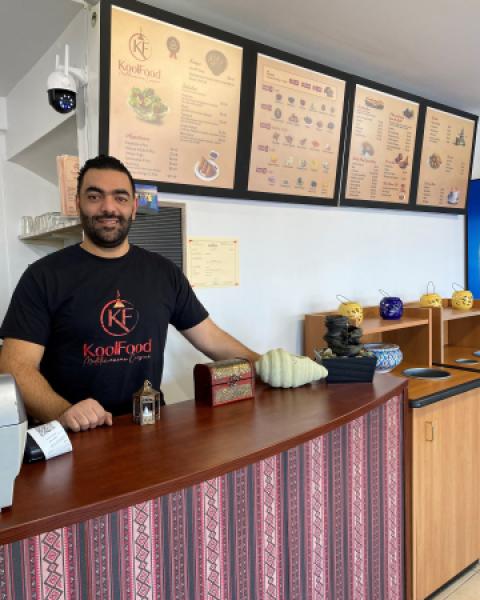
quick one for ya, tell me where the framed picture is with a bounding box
[340,80,422,210]
[100,0,245,197]
[412,103,477,214]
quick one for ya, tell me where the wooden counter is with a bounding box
[0,377,407,600]
[0,376,405,545]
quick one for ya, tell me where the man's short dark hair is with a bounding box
[77,155,135,197]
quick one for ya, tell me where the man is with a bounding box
[0,155,259,432]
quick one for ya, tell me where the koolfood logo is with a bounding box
[118,28,161,81]
[100,290,138,337]
[129,29,151,61]
[83,291,152,366]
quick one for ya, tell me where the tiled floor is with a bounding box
[429,562,480,599]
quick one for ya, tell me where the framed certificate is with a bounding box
[245,52,348,205]
[413,104,477,213]
[341,81,421,210]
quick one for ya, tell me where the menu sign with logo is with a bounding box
[344,85,419,205]
[247,54,346,199]
[109,6,243,188]
[416,108,475,210]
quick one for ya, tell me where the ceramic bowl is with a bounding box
[363,343,403,373]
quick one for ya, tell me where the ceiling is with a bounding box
[0,0,479,114]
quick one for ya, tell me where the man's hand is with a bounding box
[58,398,113,432]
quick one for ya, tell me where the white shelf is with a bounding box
[19,222,82,242]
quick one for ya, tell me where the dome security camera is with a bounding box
[46,44,87,114]
[47,70,77,114]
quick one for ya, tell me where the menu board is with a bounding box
[416,108,475,210]
[247,54,346,199]
[345,85,419,204]
[109,6,243,188]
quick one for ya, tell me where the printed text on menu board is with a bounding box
[248,54,346,199]
[345,86,419,204]
[416,108,475,209]
[109,7,243,189]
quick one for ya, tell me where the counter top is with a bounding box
[390,362,480,408]
[0,376,406,545]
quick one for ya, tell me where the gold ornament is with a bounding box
[451,283,473,311]
[337,294,363,326]
[420,281,442,308]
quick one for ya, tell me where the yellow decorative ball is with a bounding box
[452,289,473,311]
[338,301,364,326]
[419,293,442,308]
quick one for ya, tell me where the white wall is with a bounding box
[6,11,87,161]
[160,195,465,402]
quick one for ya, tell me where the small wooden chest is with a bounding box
[194,358,255,407]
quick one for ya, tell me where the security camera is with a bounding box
[47,71,77,114]
[47,45,87,114]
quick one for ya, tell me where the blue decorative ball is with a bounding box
[380,296,403,320]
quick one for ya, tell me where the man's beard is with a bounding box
[80,209,133,248]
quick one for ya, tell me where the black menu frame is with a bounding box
[339,77,423,211]
[410,100,478,215]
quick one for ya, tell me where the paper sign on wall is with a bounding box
[187,237,239,288]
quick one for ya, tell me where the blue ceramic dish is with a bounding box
[379,296,403,320]
[363,343,403,373]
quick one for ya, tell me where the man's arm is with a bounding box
[181,317,260,362]
[0,338,112,431]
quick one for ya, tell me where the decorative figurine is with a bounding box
[336,294,363,326]
[379,289,404,320]
[419,281,442,308]
[133,380,161,425]
[255,348,327,388]
[314,315,377,383]
[451,282,473,311]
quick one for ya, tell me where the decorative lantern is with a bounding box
[420,281,442,308]
[336,294,363,326]
[133,380,161,425]
[451,282,473,311]
[379,289,403,320]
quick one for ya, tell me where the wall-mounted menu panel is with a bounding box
[108,5,242,189]
[415,108,476,210]
[342,85,419,207]
[247,54,346,200]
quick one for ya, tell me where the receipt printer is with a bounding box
[0,374,27,511]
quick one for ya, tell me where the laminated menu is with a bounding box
[416,108,475,210]
[344,85,419,205]
[109,6,243,189]
[56,155,79,216]
[247,54,346,199]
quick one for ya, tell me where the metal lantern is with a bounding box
[133,380,161,425]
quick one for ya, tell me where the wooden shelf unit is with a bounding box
[428,299,480,364]
[304,305,432,366]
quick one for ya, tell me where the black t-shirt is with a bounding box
[0,244,208,415]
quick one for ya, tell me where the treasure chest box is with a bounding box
[194,358,255,407]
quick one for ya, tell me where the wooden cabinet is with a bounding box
[411,389,480,599]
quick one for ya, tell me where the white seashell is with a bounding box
[255,348,328,388]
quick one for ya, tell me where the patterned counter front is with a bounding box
[0,393,403,600]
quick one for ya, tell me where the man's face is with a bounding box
[77,169,137,248]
